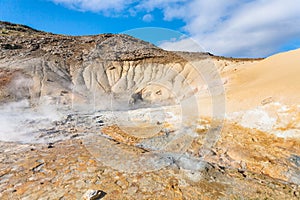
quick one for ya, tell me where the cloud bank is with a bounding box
[51,0,300,57]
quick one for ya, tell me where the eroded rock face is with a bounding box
[0,21,254,108]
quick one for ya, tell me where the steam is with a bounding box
[7,73,33,100]
[0,99,63,143]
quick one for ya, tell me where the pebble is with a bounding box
[82,189,103,200]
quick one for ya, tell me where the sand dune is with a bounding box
[225,48,300,112]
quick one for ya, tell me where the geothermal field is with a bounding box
[0,21,299,199]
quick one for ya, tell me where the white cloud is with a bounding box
[159,37,204,52]
[158,0,300,57]
[142,14,153,22]
[199,0,300,57]
[50,0,300,57]
[51,0,134,13]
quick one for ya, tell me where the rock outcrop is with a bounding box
[0,21,256,109]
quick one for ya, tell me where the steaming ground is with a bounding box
[0,96,135,143]
[0,98,218,174]
[1,98,298,174]
[0,94,197,143]
[1,99,299,199]
[0,95,299,199]
[0,100,63,143]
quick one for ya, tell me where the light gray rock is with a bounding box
[82,189,103,200]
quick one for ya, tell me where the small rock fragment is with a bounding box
[31,163,45,173]
[261,96,273,105]
[82,189,103,200]
[47,143,54,148]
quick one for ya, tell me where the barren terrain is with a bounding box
[0,21,299,199]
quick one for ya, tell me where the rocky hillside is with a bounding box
[0,21,257,109]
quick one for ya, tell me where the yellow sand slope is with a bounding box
[226,49,300,112]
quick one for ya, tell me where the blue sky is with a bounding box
[1,0,300,58]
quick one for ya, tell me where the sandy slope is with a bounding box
[225,48,300,112]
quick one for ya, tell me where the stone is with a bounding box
[82,189,104,200]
